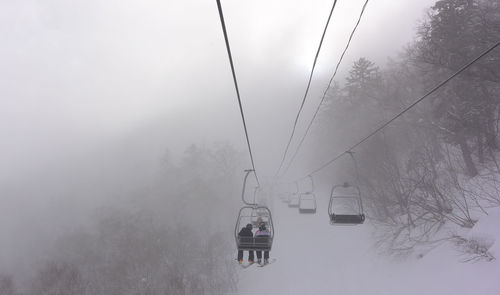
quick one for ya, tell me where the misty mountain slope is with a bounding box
[237,191,500,295]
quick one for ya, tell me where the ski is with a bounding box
[257,258,276,267]
[238,261,255,269]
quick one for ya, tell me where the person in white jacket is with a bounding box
[254,223,271,264]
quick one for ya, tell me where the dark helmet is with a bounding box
[259,223,266,231]
[246,223,253,230]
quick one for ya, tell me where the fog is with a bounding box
[1,0,434,177]
[3,0,495,293]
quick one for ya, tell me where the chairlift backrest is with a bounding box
[328,184,365,225]
[235,206,274,251]
[298,192,317,214]
[288,194,300,208]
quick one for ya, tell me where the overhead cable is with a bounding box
[216,0,260,185]
[303,40,500,178]
[274,0,339,178]
[282,0,370,177]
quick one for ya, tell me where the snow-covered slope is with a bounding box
[237,192,500,295]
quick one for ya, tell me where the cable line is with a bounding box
[303,40,500,178]
[216,0,260,186]
[282,0,370,177]
[274,0,339,178]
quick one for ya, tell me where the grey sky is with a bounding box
[1,0,436,182]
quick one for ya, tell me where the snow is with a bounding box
[237,190,500,295]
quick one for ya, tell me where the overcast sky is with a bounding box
[0,0,437,183]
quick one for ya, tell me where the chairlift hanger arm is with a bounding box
[252,186,259,205]
[346,151,364,214]
[328,183,345,215]
[308,174,315,193]
[241,169,258,206]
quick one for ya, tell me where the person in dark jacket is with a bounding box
[255,223,271,264]
[237,223,255,263]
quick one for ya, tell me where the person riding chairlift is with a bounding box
[254,222,271,264]
[256,216,263,225]
[237,223,254,264]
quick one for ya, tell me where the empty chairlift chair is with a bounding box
[288,181,300,208]
[328,182,365,225]
[288,193,300,208]
[275,182,290,203]
[281,193,289,203]
[235,206,274,251]
[281,182,294,204]
[276,182,292,204]
[298,192,317,214]
[298,174,317,214]
[283,191,292,204]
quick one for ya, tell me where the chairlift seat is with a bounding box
[330,213,365,224]
[237,236,273,251]
[254,236,272,250]
[299,207,317,214]
[299,193,317,214]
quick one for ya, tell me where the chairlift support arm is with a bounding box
[346,151,364,214]
[308,174,315,193]
[241,169,257,206]
[328,183,346,215]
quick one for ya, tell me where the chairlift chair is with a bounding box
[279,189,289,202]
[298,192,317,214]
[328,182,365,225]
[274,182,290,203]
[235,206,274,251]
[235,170,274,251]
[298,175,316,213]
[288,181,300,208]
[281,193,290,203]
[288,193,299,208]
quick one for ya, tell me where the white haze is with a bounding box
[1,0,435,178]
[1,0,436,290]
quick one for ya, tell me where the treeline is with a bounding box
[314,0,500,257]
[0,143,243,294]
